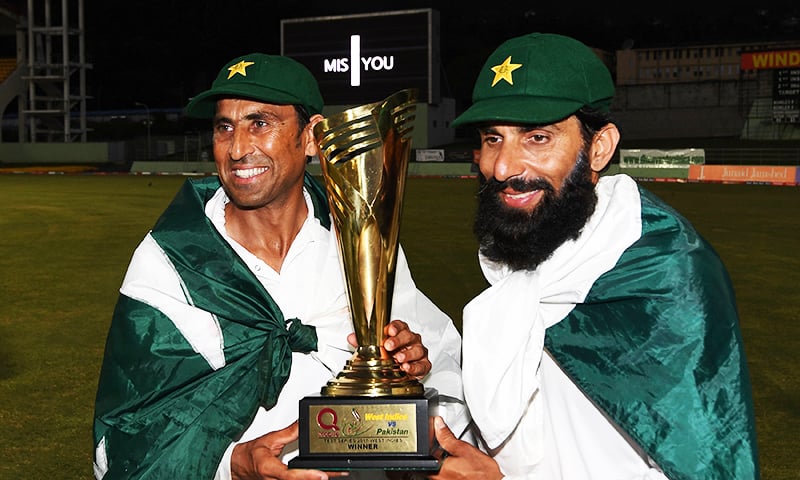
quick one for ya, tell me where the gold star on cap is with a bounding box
[227,60,255,79]
[490,56,522,87]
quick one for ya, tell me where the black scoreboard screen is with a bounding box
[281,9,440,105]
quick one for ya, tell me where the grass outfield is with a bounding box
[0,174,797,479]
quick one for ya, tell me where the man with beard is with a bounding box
[429,33,759,480]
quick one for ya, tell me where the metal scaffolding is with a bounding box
[20,0,90,142]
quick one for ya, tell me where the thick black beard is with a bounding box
[473,153,598,272]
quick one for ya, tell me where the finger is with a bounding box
[347,332,358,348]
[400,358,431,378]
[433,416,458,452]
[322,471,350,478]
[280,421,299,437]
[267,421,299,449]
[384,326,419,352]
[393,342,427,363]
[384,319,409,338]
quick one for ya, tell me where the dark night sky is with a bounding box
[27,1,800,110]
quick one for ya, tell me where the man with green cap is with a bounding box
[92,53,469,480]
[429,33,759,480]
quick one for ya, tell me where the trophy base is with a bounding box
[289,388,440,471]
[287,455,439,471]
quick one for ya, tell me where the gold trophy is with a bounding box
[288,89,439,471]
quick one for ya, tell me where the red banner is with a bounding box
[741,50,800,70]
[688,165,798,185]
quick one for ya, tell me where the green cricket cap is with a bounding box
[184,53,323,118]
[452,33,614,127]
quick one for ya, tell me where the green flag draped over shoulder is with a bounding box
[93,174,329,479]
[546,187,759,480]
